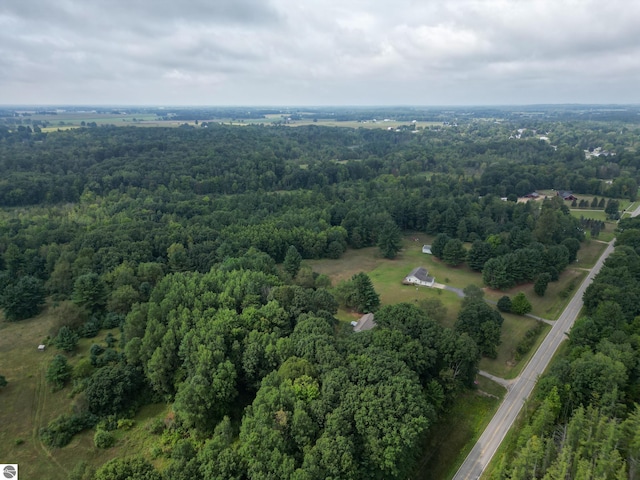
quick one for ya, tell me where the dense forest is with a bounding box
[1,113,639,479]
[495,217,640,479]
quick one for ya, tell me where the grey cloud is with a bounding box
[1,0,639,105]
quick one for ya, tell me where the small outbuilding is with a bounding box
[422,245,432,254]
[403,267,435,287]
[37,344,46,351]
[353,313,376,332]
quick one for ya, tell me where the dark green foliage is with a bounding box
[510,292,532,315]
[350,272,380,313]
[72,273,107,313]
[455,299,504,358]
[3,114,638,478]
[468,240,493,271]
[0,275,45,321]
[0,375,7,388]
[54,326,79,352]
[46,354,71,390]
[431,233,450,259]
[497,295,512,313]
[84,364,144,416]
[515,322,544,360]
[534,272,551,297]
[40,412,97,448]
[283,245,302,277]
[94,457,161,480]
[442,238,466,266]
[377,221,402,259]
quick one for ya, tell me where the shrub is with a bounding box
[94,429,115,449]
[497,295,512,313]
[515,323,544,360]
[511,292,532,315]
[40,413,98,447]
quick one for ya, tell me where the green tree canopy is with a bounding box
[0,275,45,321]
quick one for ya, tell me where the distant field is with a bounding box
[19,111,443,131]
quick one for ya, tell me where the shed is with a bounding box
[422,245,432,254]
[37,344,46,351]
[353,313,376,332]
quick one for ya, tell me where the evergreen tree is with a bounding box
[442,239,467,266]
[0,375,7,388]
[283,245,302,277]
[72,273,107,313]
[0,275,46,321]
[377,222,402,259]
[497,295,512,313]
[46,354,71,390]
[351,272,380,313]
[55,326,79,352]
[534,273,551,297]
[511,292,532,315]
[431,233,450,259]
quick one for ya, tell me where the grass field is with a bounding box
[480,316,551,379]
[413,388,503,480]
[0,306,167,479]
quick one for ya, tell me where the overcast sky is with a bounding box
[1,0,638,106]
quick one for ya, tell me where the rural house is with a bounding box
[403,267,435,287]
[557,190,577,201]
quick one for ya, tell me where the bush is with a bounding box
[55,326,79,352]
[515,323,544,360]
[94,429,115,449]
[497,296,512,313]
[40,412,98,447]
[534,273,551,297]
[46,354,72,391]
[511,292,532,315]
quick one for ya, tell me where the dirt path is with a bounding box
[31,366,68,475]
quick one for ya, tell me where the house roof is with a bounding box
[353,313,376,332]
[557,190,576,199]
[407,266,434,283]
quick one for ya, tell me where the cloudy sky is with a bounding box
[1,0,638,105]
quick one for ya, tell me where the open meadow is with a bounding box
[0,306,167,479]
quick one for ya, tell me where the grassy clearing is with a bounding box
[480,317,551,379]
[0,307,168,479]
[413,390,502,480]
[569,209,608,221]
[309,234,482,327]
[575,239,608,268]
[484,268,587,321]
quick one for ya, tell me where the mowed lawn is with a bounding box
[0,306,167,479]
[309,235,565,377]
[413,388,503,480]
[480,314,551,379]
[308,234,485,327]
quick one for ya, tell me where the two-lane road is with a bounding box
[453,238,616,480]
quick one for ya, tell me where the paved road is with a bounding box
[452,239,616,480]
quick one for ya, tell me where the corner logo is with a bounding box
[2,465,17,479]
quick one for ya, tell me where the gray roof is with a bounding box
[407,266,434,283]
[353,313,376,332]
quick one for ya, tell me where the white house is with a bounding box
[422,244,432,254]
[403,267,435,287]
